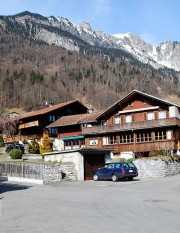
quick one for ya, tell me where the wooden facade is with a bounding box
[47,111,102,151]
[82,90,180,156]
[17,100,88,143]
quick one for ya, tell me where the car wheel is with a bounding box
[93,174,99,181]
[128,177,133,181]
[112,174,118,182]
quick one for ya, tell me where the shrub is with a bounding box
[119,158,127,162]
[28,138,40,154]
[10,149,23,159]
[40,133,53,156]
[149,150,166,157]
[127,158,134,163]
[0,134,4,147]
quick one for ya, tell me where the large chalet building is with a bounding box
[47,90,180,157]
[17,100,88,143]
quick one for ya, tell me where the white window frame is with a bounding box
[89,139,98,146]
[125,114,132,123]
[147,111,154,120]
[159,110,166,119]
[115,116,121,124]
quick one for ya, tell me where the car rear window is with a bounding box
[128,162,136,168]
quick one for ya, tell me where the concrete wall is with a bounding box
[134,159,180,179]
[44,151,83,181]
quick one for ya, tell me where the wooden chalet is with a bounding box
[47,111,102,151]
[81,90,180,157]
[18,100,88,143]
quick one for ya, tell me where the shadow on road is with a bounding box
[0,182,32,195]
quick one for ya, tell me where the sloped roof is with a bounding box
[47,111,103,128]
[20,100,87,120]
[97,89,180,119]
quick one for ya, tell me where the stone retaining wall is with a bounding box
[0,162,77,184]
[134,159,180,179]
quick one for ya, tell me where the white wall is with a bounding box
[169,106,180,119]
[44,151,84,181]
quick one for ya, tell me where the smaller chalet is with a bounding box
[18,100,88,143]
[47,111,103,151]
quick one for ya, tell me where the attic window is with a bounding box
[144,99,149,104]
[128,102,133,107]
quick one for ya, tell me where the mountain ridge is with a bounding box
[0,11,179,111]
[1,11,180,71]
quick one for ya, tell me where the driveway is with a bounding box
[0,176,180,233]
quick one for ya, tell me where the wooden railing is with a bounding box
[82,117,180,135]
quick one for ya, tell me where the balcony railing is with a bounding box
[82,117,180,135]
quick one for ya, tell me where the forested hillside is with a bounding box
[0,31,179,112]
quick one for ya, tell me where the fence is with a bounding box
[0,161,76,184]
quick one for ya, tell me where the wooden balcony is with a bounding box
[82,117,180,135]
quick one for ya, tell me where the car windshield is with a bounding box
[128,162,136,168]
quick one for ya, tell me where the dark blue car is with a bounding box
[93,162,138,182]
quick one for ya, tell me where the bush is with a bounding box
[28,138,40,154]
[40,133,53,156]
[0,134,4,147]
[10,149,23,159]
[119,158,127,162]
[149,150,166,157]
[127,158,134,163]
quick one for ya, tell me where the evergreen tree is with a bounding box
[27,138,40,154]
[40,133,52,156]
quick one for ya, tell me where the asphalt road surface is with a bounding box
[0,175,180,233]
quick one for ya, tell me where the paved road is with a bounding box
[0,176,180,233]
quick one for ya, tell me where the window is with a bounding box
[89,139,98,146]
[64,141,72,150]
[155,131,168,141]
[159,110,166,119]
[128,102,133,107]
[108,136,117,144]
[123,163,129,169]
[105,164,115,169]
[48,127,58,135]
[102,136,117,145]
[101,120,107,125]
[147,111,154,120]
[144,99,149,104]
[115,116,121,124]
[119,133,134,144]
[136,132,152,142]
[167,130,171,140]
[49,115,56,122]
[125,114,132,123]
[72,140,79,149]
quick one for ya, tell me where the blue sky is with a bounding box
[0,0,179,45]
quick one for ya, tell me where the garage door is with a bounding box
[84,154,105,180]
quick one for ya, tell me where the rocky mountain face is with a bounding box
[0,11,180,71]
[112,33,180,71]
[0,11,179,111]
